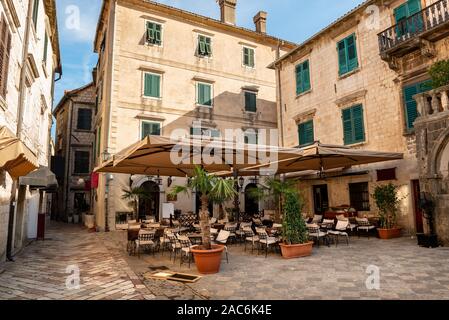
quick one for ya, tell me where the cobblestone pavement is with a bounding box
[2,222,449,300]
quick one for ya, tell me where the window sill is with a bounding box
[196,104,213,108]
[296,89,312,99]
[244,110,257,114]
[142,96,162,101]
[338,67,360,80]
[196,54,213,60]
[145,42,163,47]
[242,65,256,70]
[345,140,367,148]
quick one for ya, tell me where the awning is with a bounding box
[19,166,58,190]
[0,126,39,178]
[94,135,303,177]
[242,142,404,175]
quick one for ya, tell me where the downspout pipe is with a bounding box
[6,0,34,261]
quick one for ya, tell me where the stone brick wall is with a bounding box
[415,109,449,245]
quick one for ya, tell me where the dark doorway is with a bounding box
[196,192,214,217]
[313,184,329,215]
[412,180,424,233]
[244,183,259,216]
[74,192,87,215]
[138,181,160,221]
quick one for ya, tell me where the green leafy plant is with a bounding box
[429,59,449,89]
[248,177,298,222]
[170,166,237,249]
[282,192,308,245]
[121,187,150,220]
[372,183,400,229]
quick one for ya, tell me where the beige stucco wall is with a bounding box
[278,0,449,234]
[0,0,58,262]
[93,1,294,229]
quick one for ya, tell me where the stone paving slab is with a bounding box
[2,222,449,300]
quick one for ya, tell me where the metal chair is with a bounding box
[135,230,155,258]
[256,228,278,258]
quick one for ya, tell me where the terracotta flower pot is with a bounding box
[378,227,402,239]
[191,244,225,275]
[279,241,313,259]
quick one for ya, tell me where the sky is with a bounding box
[54,0,365,108]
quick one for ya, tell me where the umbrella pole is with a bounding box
[233,168,240,222]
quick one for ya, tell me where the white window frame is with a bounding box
[144,19,164,47]
[140,120,162,140]
[196,81,214,108]
[243,90,258,113]
[244,129,259,145]
[242,45,256,69]
[142,71,163,100]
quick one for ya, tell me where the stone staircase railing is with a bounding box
[414,84,449,117]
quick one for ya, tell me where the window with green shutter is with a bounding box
[243,47,255,67]
[143,73,161,98]
[244,91,257,112]
[141,121,161,138]
[295,60,311,95]
[394,0,423,37]
[43,32,48,64]
[197,83,212,106]
[403,80,432,130]
[190,126,220,138]
[342,105,365,145]
[146,22,162,45]
[337,34,358,76]
[32,0,39,29]
[298,120,314,147]
[198,35,212,57]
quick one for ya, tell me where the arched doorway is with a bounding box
[245,183,259,216]
[138,181,160,221]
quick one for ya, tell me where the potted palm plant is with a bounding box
[170,166,236,274]
[279,191,313,259]
[121,187,150,220]
[372,183,402,239]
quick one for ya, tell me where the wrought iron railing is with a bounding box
[378,0,449,54]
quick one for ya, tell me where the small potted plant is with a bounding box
[279,192,313,259]
[372,183,402,239]
[171,166,236,274]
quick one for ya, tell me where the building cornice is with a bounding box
[94,0,296,53]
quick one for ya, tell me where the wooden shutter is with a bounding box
[77,109,92,130]
[342,108,353,145]
[302,60,311,92]
[142,122,161,138]
[346,35,358,72]
[43,32,48,64]
[198,83,211,106]
[154,24,162,43]
[407,0,421,15]
[198,36,206,55]
[298,120,314,146]
[147,22,155,43]
[32,0,39,28]
[0,17,11,99]
[337,40,348,76]
[352,105,365,142]
[249,49,255,67]
[205,37,212,55]
[245,92,256,112]
[295,64,302,95]
[403,84,418,130]
[144,73,160,98]
[243,47,249,66]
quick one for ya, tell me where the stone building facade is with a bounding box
[91,0,295,230]
[0,0,61,262]
[273,0,449,235]
[414,85,449,245]
[53,83,96,222]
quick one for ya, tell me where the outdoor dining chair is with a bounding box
[307,224,329,247]
[256,228,278,258]
[243,227,259,254]
[311,215,323,224]
[178,236,195,268]
[167,233,181,262]
[327,220,350,247]
[213,230,230,263]
[135,229,156,258]
[236,222,252,243]
[356,218,376,239]
[224,223,238,243]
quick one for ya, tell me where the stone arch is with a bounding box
[131,176,165,221]
[428,126,449,178]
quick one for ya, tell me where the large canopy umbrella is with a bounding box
[0,126,38,178]
[241,142,404,175]
[19,166,58,191]
[94,135,303,177]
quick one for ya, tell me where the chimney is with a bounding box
[219,0,237,25]
[254,11,267,34]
